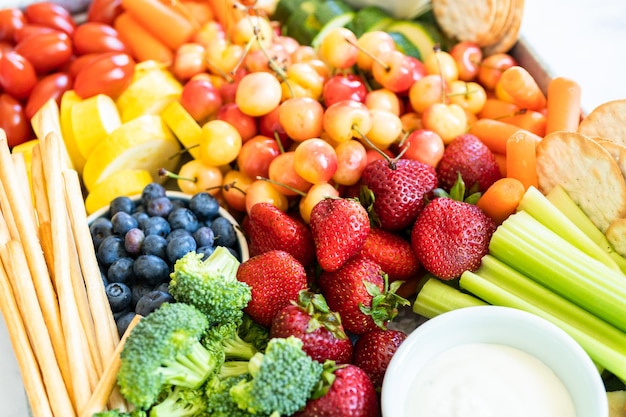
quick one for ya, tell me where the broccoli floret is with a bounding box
[169,247,251,325]
[93,409,147,417]
[228,336,324,416]
[238,313,270,353]
[205,375,257,417]
[149,385,206,417]
[117,303,222,409]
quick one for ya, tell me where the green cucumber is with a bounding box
[273,0,318,26]
[387,21,437,61]
[348,5,394,37]
[387,31,423,60]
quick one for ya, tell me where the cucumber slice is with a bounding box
[311,11,356,48]
[387,21,437,61]
[274,0,318,25]
[348,5,394,37]
[387,31,423,60]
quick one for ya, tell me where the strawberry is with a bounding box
[361,158,438,231]
[317,256,409,335]
[436,133,502,194]
[360,227,420,282]
[236,250,309,327]
[293,363,380,417]
[411,196,496,280]
[270,290,353,364]
[246,202,315,267]
[309,197,370,272]
[353,328,407,390]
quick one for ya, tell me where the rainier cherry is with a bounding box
[221,169,252,212]
[356,30,396,72]
[322,73,368,107]
[237,135,280,179]
[449,41,483,81]
[398,129,445,167]
[278,97,324,141]
[318,27,359,69]
[198,119,242,166]
[215,102,258,142]
[180,77,222,123]
[236,71,282,117]
[365,88,402,115]
[371,50,417,93]
[323,99,372,143]
[245,179,289,214]
[293,138,338,184]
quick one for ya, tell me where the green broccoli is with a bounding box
[237,313,270,353]
[117,302,222,409]
[148,385,207,417]
[169,247,251,325]
[92,409,147,417]
[227,336,324,417]
[205,374,258,417]
[204,320,259,361]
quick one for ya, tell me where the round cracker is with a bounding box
[482,0,525,55]
[478,0,512,46]
[605,218,626,257]
[578,99,626,146]
[536,131,626,233]
[592,139,626,179]
[432,0,496,44]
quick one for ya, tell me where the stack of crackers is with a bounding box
[431,0,525,54]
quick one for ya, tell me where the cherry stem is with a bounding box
[158,168,196,183]
[255,176,306,197]
[220,180,247,196]
[343,36,389,71]
[431,43,446,105]
[168,144,198,160]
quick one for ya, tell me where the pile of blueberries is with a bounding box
[89,182,243,337]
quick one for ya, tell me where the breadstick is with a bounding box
[0,181,19,241]
[0,255,53,417]
[30,144,51,226]
[11,152,38,228]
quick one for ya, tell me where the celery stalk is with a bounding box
[545,185,626,274]
[412,278,486,319]
[489,210,626,333]
[460,256,626,380]
[517,186,620,271]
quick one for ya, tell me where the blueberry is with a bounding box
[193,226,215,248]
[146,196,174,218]
[166,228,192,243]
[124,227,145,255]
[171,198,186,211]
[90,217,113,249]
[132,211,150,228]
[227,246,241,262]
[211,216,237,248]
[105,282,132,313]
[141,234,168,259]
[107,257,136,284]
[154,281,170,294]
[196,245,215,260]
[166,234,197,263]
[97,235,128,268]
[142,215,171,238]
[115,311,137,338]
[111,211,138,236]
[130,282,153,308]
[168,207,199,233]
[189,192,220,221]
[109,196,135,216]
[133,254,170,286]
[141,182,166,207]
[135,290,174,316]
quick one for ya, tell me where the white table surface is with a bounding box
[1,1,625,415]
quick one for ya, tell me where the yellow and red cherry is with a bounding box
[198,119,242,166]
[408,74,448,114]
[236,71,282,117]
[355,30,396,72]
[237,134,281,179]
[371,50,416,93]
[477,52,517,90]
[449,40,483,81]
[447,80,487,114]
[268,151,312,197]
[180,76,223,123]
[298,182,340,224]
[218,67,247,104]
[365,87,403,116]
[424,48,458,82]
[280,61,325,100]
[318,27,359,69]
[323,99,372,143]
[398,129,445,167]
[231,15,274,51]
[366,109,403,150]
[215,102,258,142]
[333,139,368,186]
[421,102,467,144]
[245,179,289,214]
[293,138,338,184]
[171,160,223,196]
[258,105,291,148]
[322,73,368,107]
[205,37,245,75]
[278,96,324,142]
[221,169,253,213]
[172,42,206,81]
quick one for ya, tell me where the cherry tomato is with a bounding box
[24,2,76,36]
[0,8,26,43]
[68,53,103,79]
[73,52,135,99]
[25,71,72,120]
[0,93,32,147]
[87,0,124,26]
[14,30,73,74]
[13,23,58,43]
[72,22,130,55]
[0,50,37,100]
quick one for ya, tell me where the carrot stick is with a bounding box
[476,177,526,225]
[505,130,541,190]
[497,66,547,111]
[546,76,582,134]
[207,0,244,34]
[0,251,53,417]
[114,12,174,64]
[120,0,197,51]
[493,152,507,177]
[500,109,547,137]
[468,118,531,155]
[478,98,520,120]
[180,0,214,26]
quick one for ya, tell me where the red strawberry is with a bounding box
[436,133,502,194]
[236,250,309,326]
[317,256,409,335]
[360,227,420,282]
[293,363,380,417]
[353,329,407,390]
[411,196,496,280]
[361,158,438,231]
[309,197,370,272]
[246,202,315,266]
[270,290,353,364]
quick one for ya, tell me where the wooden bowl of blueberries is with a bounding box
[87,183,249,338]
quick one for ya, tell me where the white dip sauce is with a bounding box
[406,342,577,417]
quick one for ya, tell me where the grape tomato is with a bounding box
[0,93,32,147]
[0,8,26,43]
[13,23,58,44]
[14,30,73,74]
[87,0,124,25]
[25,71,72,120]
[0,50,37,100]
[23,2,76,35]
[72,22,130,55]
[73,52,135,99]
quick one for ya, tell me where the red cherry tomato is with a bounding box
[0,8,26,43]
[87,0,124,26]
[13,23,58,44]
[68,52,104,79]
[14,30,73,74]
[73,52,135,99]
[25,71,72,120]
[73,22,130,55]
[23,2,76,35]
[0,50,38,100]
[0,93,33,147]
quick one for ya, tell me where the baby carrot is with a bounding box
[497,66,547,111]
[493,152,507,177]
[477,177,526,225]
[114,12,174,63]
[478,98,520,120]
[505,130,541,190]
[468,118,529,155]
[501,109,547,137]
[120,0,197,51]
[546,76,582,134]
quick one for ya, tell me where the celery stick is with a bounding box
[517,186,620,271]
[490,210,626,333]
[460,257,626,381]
[546,185,626,274]
[412,278,486,319]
